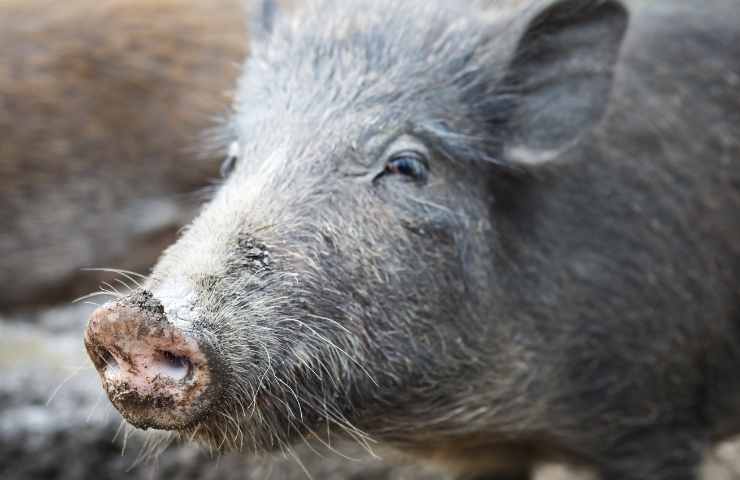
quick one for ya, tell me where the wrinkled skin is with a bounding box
[89,0,740,478]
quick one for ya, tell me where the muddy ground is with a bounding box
[2,0,740,479]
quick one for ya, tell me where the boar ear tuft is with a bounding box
[248,0,280,40]
[501,0,628,164]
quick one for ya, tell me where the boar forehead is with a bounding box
[234,1,513,144]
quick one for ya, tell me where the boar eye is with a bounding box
[220,141,240,178]
[385,150,428,181]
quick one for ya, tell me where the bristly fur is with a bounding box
[101,0,740,478]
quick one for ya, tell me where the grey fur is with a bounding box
[247,0,280,39]
[90,0,740,478]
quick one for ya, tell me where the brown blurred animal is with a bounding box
[0,0,247,309]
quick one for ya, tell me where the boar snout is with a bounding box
[84,290,219,430]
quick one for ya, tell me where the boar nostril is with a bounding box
[156,350,192,381]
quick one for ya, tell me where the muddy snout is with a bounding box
[84,292,217,430]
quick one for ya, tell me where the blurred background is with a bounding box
[1,1,739,479]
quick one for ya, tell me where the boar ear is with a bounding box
[248,0,279,39]
[500,0,628,164]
